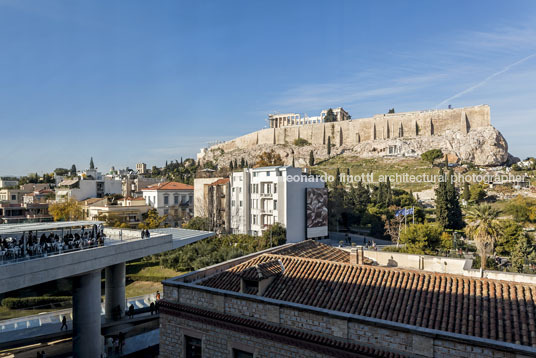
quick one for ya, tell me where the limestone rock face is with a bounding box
[200,126,510,168]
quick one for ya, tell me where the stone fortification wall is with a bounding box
[209,105,490,153]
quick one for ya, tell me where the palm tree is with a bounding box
[465,204,502,270]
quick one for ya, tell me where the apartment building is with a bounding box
[230,166,325,243]
[142,182,194,227]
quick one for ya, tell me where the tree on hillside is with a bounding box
[465,204,502,270]
[255,150,284,167]
[260,223,286,248]
[49,199,83,221]
[435,168,463,230]
[54,168,70,176]
[421,149,443,165]
[327,136,331,156]
[399,223,443,254]
[89,157,95,170]
[70,164,77,176]
[138,209,168,229]
[291,156,295,167]
[510,233,536,273]
[334,168,341,186]
[229,160,234,170]
[469,183,487,203]
[388,108,395,114]
[324,108,336,122]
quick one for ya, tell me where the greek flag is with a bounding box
[395,207,414,217]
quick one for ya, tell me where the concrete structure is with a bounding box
[0,188,24,204]
[268,107,350,128]
[160,241,536,358]
[55,176,122,202]
[230,166,325,242]
[0,203,51,223]
[122,175,161,198]
[82,197,151,227]
[22,189,54,204]
[0,178,19,188]
[201,105,491,156]
[136,162,147,174]
[0,222,213,358]
[142,182,194,227]
[194,177,231,234]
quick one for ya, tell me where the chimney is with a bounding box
[350,246,364,265]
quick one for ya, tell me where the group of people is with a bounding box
[0,225,106,262]
[140,229,151,239]
[104,331,125,357]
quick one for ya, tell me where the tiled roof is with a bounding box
[141,181,193,191]
[209,178,230,186]
[200,243,536,347]
[239,259,284,281]
[271,240,349,263]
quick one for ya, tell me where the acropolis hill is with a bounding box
[198,105,512,167]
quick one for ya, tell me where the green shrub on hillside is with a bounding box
[293,138,310,147]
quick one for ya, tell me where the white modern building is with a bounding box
[230,166,326,243]
[141,182,194,227]
[55,176,122,202]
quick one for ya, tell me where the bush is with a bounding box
[399,223,443,254]
[421,149,443,165]
[293,138,310,147]
[1,296,72,309]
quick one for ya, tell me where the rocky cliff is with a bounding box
[199,126,511,168]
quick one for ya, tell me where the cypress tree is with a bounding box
[385,177,392,206]
[446,169,464,229]
[89,157,95,170]
[435,168,449,228]
[240,157,245,168]
[291,157,295,167]
[327,136,331,156]
[335,168,341,186]
[309,150,315,166]
[234,159,238,169]
[230,161,234,170]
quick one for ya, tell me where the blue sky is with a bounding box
[1,0,535,176]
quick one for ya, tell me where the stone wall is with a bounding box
[160,283,534,358]
[205,105,491,154]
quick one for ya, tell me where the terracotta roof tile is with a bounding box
[199,242,536,347]
[141,181,193,191]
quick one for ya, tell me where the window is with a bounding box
[163,195,169,205]
[274,183,277,193]
[232,187,235,193]
[266,171,270,176]
[266,184,271,194]
[232,200,235,207]
[174,195,179,205]
[233,348,254,358]
[11,195,16,201]
[273,200,277,210]
[239,200,243,207]
[185,336,202,358]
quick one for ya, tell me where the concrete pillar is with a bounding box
[105,262,126,321]
[72,269,102,358]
